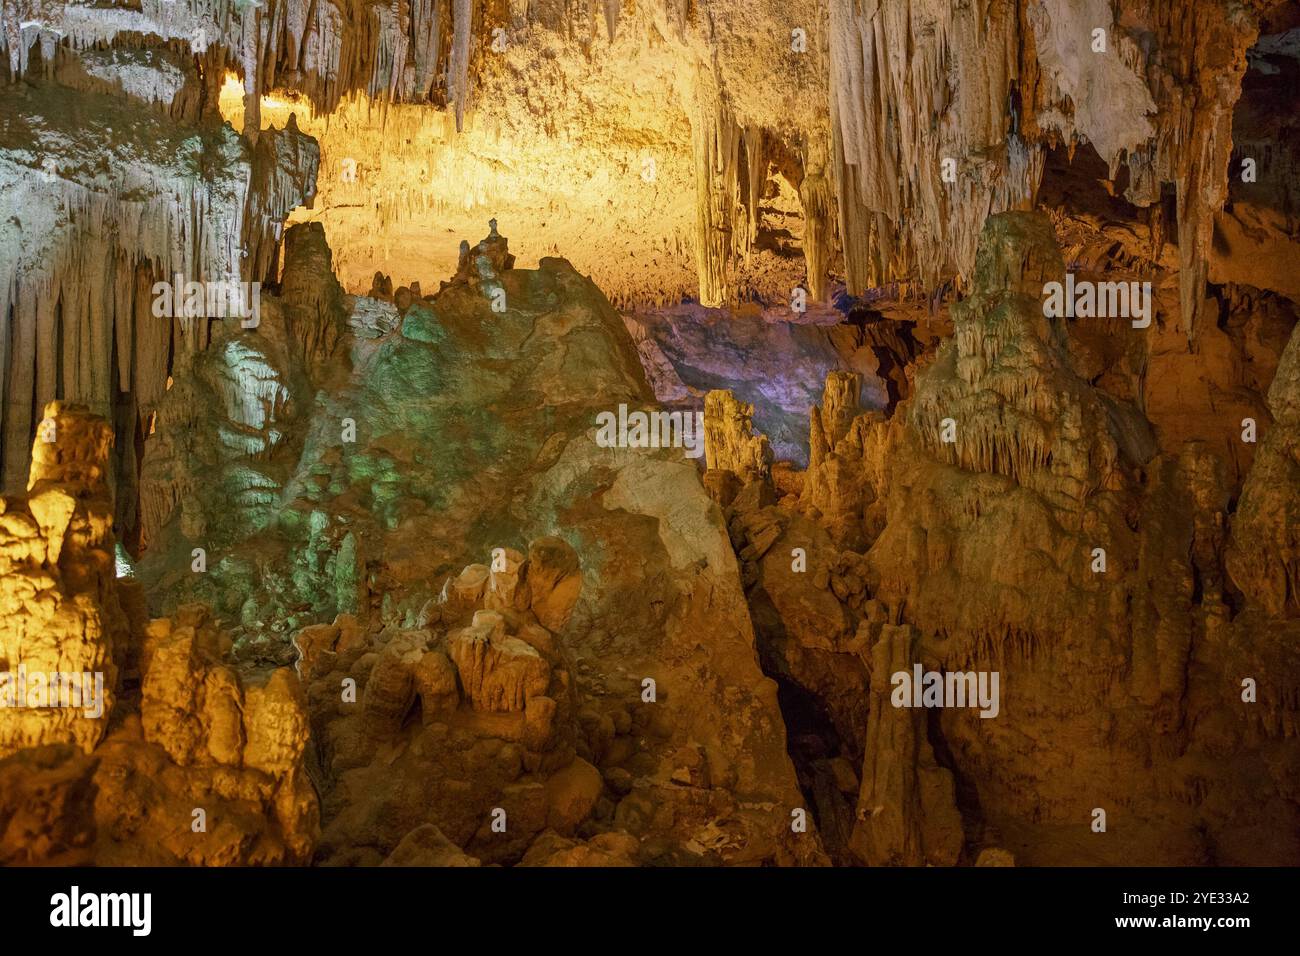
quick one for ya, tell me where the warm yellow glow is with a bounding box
[217,27,811,312]
[219,72,702,307]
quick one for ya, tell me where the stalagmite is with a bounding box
[0,403,123,758]
[704,389,773,483]
[850,624,964,867]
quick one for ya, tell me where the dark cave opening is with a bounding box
[925,704,987,861]
[770,669,859,866]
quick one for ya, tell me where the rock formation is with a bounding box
[0,402,317,865]
[1227,320,1300,616]
[0,0,1296,877]
[716,210,1300,866]
[0,402,124,758]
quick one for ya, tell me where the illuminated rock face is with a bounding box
[1,0,1296,517]
[128,224,820,867]
[717,212,1300,867]
[100,604,318,865]
[0,402,123,759]
[0,407,317,865]
[0,0,1297,871]
[0,74,317,509]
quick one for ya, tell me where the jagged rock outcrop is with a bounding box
[866,213,1295,863]
[908,212,1153,512]
[803,371,890,549]
[95,603,319,865]
[851,624,964,867]
[718,209,1300,866]
[137,221,354,636]
[0,402,125,757]
[1228,320,1300,616]
[0,401,319,865]
[139,224,827,867]
[704,389,773,484]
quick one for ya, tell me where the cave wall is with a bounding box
[4,1,1297,502]
[1,0,1298,868]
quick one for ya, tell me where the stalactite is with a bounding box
[0,76,315,500]
[742,127,765,254]
[448,0,473,131]
[829,0,1037,292]
[2,0,479,120]
[689,90,769,308]
[411,0,446,100]
[824,0,1261,327]
[800,166,833,303]
[241,5,262,143]
[603,0,620,42]
[1027,0,1258,343]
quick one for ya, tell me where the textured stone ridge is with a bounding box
[127,223,823,868]
[722,208,1300,866]
[911,212,1136,513]
[1228,319,1300,616]
[0,402,123,758]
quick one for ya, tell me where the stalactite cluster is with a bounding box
[0,81,316,529]
[828,0,1272,344]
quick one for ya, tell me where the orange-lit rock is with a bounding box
[0,402,122,759]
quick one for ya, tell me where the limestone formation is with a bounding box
[704,390,773,483]
[851,625,964,867]
[0,744,98,866]
[730,208,1300,866]
[449,612,552,714]
[1228,320,1300,616]
[0,402,123,758]
[0,0,1296,881]
[0,408,318,865]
